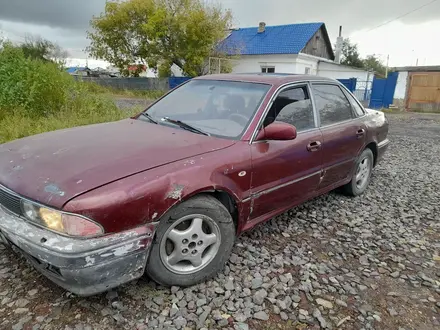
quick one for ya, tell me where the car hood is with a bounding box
[0,119,234,208]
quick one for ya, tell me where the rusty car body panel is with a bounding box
[0,73,389,295]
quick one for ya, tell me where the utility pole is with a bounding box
[334,26,343,64]
[385,54,389,78]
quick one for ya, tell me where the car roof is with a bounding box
[194,73,337,85]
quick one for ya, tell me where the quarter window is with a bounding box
[312,84,353,126]
[265,86,315,132]
[344,90,365,117]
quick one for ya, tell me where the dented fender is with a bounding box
[62,143,253,234]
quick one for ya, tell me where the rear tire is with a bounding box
[146,195,235,287]
[343,148,374,196]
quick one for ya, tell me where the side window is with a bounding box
[344,90,365,117]
[312,84,353,126]
[265,86,315,132]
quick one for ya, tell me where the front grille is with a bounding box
[0,186,22,215]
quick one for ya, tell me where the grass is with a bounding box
[0,42,163,145]
[0,83,149,144]
[0,106,140,144]
[0,83,154,144]
[81,82,166,100]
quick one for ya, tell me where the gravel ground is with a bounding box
[1,112,439,330]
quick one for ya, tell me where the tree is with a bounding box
[363,54,387,77]
[336,39,388,76]
[20,35,69,67]
[87,0,232,77]
[340,38,364,69]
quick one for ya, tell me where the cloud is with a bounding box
[223,0,440,38]
[0,0,106,58]
[0,0,106,30]
[1,20,88,58]
[0,0,439,62]
[1,0,439,35]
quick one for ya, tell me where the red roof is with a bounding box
[128,65,147,72]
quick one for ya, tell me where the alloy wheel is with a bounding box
[355,157,371,190]
[159,214,221,275]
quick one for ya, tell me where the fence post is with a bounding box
[364,71,371,101]
[350,78,357,92]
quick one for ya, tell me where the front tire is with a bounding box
[146,195,235,287]
[343,148,374,196]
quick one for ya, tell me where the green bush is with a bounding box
[0,41,141,144]
[0,42,75,118]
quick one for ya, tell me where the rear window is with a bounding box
[312,84,353,126]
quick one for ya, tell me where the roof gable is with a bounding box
[218,22,325,55]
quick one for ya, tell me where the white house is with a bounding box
[218,22,371,83]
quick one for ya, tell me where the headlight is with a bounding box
[20,200,103,237]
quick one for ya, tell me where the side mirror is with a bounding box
[256,122,297,141]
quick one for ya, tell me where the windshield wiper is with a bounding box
[161,117,210,136]
[139,112,158,124]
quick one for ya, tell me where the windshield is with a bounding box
[142,79,270,139]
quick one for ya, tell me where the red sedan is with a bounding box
[0,74,389,295]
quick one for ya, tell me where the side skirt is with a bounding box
[240,178,352,233]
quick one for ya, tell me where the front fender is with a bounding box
[63,144,252,234]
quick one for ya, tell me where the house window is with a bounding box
[304,67,311,74]
[261,66,275,73]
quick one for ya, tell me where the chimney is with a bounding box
[258,22,266,33]
[334,25,343,64]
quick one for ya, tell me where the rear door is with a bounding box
[311,83,366,189]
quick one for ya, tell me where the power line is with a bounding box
[366,0,438,32]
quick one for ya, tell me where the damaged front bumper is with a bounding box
[0,207,157,296]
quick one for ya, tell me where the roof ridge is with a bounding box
[236,22,323,30]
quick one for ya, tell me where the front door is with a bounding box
[249,84,323,221]
[311,83,366,189]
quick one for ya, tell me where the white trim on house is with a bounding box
[317,61,371,81]
[230,52,371,81]
[394,71,408,100]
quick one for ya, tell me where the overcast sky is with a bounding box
[1,0,439,68]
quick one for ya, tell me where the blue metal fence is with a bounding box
[353,80,373,106]
[337,78,357,92]
[169,77,192,89]
[369,72,398,109]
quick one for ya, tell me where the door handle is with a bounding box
[307,141,322,152]
[356,129,365,138]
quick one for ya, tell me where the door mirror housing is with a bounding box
[256,122,297,141]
